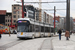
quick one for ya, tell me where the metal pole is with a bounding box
[22,0,24,18]
[50,24,51,35]
[39,20,40,33]
[66,0,70,37]
[44,12,46,34]
[54,6,56,35]
[66,0,70,32]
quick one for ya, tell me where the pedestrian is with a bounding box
[65,30,70,40]
[0,34,2,39]
[70,31,72,35]
[58,29,62,40]
[9,31,11,37]
[0,31,2,39]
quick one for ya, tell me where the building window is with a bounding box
[10,20,11,22]
[18,7,19,9]
[13,15,16,18]
[15,24,16,26]
[18,15,19,18]
[14,7,16,9]
[5,16,7,18]
[14,20,16,23]
[8,20,9,22]
[6,20,7,22]
[6,24,7,26]
[8,24,9,26]
[13,11,16,14]
[18,11,19,14]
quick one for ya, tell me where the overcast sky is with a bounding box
[0,0,75,18]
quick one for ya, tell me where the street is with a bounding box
[0,33,75,50]
[0,34,48,50]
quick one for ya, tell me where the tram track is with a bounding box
[0,39,25,50]
[39,34,65,50]
[0,34,65,50]
[39,38,53,50]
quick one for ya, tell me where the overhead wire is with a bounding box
[24,0,67,16]
[51,0,66,16]
[42,0,54,11]
[42,0,64,16]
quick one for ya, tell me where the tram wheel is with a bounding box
[41,34,44,38]
[32,35,35,39]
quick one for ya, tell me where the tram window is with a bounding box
[29,24,34,32]
[35,25,39,32]
[33,25,35,32]
[32,25,34,32]
[45,27,49,32]
[45,27,47,32]
[29,25,33,32]
[51,28,54,33]
[47,27,50,32]
[48,27,50,32]
[44,27,46,32]
[39,26,41,32]
[41,26,44,32]
[47,27,49,32]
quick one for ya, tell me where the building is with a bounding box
[59,17,65,30]
[12,4,22,25]
[73,19,75,31]
[0,10,12,26]
[55,16,60,22]
[54,16,74,31]
[70,17,73,30]
[12,4,53,26]
[42,12,53,25]
[5,12,12,26]
[12,4,36,25]
[64,17,73,31]
[42,12,46,23]
[49,15,53,25]
[53,16,60,30]
[0,10,6,25]
[24,5,35,19]
[35,8,40,21]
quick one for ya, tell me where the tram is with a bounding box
[17,18,54,39]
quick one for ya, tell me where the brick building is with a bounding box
[5,12,12,26]
[0,10,6,25]
[12,4,36,25]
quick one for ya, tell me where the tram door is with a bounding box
[35,25,40,37]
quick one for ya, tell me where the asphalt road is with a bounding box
[0,34,49,50]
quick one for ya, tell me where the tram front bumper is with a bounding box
[17,33,32,38]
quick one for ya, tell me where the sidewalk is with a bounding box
[40,34,75,50]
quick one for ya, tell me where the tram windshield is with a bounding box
[17,20,30,32]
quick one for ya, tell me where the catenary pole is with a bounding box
[22,0,24,18]
[66,0,70,37]
[66,0,70,32]
[54,6,56,35]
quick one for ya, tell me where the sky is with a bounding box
[0,0,75,18]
